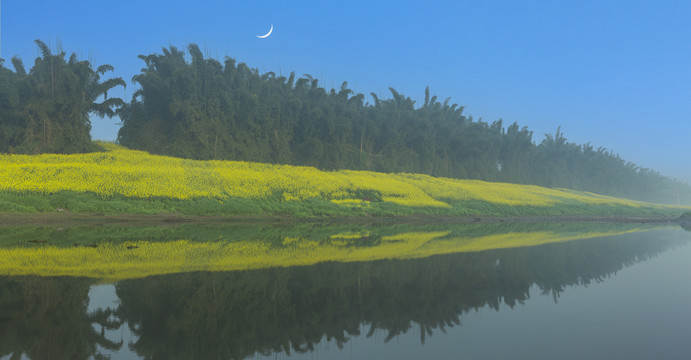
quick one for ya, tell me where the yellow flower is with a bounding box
[0,142,654,209]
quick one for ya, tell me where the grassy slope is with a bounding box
[0,142,687,218]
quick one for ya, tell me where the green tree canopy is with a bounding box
[0,40,125,153]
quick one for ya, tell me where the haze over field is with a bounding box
[2,0,690,183]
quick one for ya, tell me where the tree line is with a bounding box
[0,41,687,203]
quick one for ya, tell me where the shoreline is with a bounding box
[0,212,684,227]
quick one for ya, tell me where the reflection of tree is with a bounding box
[0,221,652,250]
[525,230,687,302]
[114,230,689,359]
[0,276,123,359]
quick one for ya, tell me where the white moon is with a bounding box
[257,24,273,38]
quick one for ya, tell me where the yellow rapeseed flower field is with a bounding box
[0,142,654,209]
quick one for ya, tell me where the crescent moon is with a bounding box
[257,24,273,38]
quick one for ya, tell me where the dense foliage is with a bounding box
[0,40,124,154]
[116,44,687,203]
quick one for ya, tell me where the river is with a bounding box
[1,222,690,359]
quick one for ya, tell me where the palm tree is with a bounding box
[13,40,125,153]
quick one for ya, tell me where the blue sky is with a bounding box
[2,0,690,183]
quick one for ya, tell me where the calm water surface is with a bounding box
[1,223,690,359]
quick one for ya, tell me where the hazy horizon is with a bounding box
[2,0,690,184]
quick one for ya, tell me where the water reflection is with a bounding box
[1,224,689,359]
[0,222,671,280]
[0,277,121,360]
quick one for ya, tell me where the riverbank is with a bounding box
[0,211,686,227]
[1,143,688,221]
[0,188,686,223]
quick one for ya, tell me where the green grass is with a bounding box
[0,189,684,219]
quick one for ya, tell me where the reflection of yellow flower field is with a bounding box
[0,227,646,281]
[0,142,651,209]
